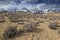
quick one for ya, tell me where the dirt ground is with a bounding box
[0,12,60,40]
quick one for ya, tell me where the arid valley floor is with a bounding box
[0,12,60,40]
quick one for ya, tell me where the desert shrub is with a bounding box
[3,25,17,39]
[0,34,3,40]
[3,24,26,40]
[56,24,60,34]
[9,17,19,22]
[48,21,59,30]
[33,21,40,26]
[1,32,11,40]
[57,27,60,34]
[18,22,25,25]
[23,22,37,32]
[35,21,39,24]
[49,17,56,21]
[0,17,5,22]
[43,16,48,19]
[38,20,44,23]
[34,18,37,21]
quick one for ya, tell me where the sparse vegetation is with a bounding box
[48,21,60,30]
[3,25,18,40]
[23,21,37,32]
[48,21,60,29]
[56,23,60,34]
[57,27,60,34]
[2,21,40,40]
[0,12,60,40]
[0,17,5,22]
[2,25,24,40]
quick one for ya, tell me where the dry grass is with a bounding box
[0,12,60,40]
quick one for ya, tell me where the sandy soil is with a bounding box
[0,12,60,40]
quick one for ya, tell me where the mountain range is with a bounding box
[0,0,60,13]
[0,7,60,14]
